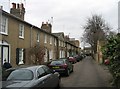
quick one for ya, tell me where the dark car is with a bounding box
[74,55,83,62]
[2,65,60,89]
[48,58,73,76]
[68,57,77,64]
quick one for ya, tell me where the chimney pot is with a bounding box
[0,6,3,10]
[21,3,24,9]
[12,3,16,9]
[17,3,20,9]
[42,22,44,24]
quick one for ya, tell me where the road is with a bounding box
[60,56,113,87]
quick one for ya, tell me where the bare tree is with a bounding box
[29,44,45,65]
[83,14,111,54]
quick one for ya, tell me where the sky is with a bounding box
[0,0,120,47]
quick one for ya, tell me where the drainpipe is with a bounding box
[0,6,2,89]
[30,25,33,64]
[30,25,33,47]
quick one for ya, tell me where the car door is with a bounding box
[42,66,59,87]
[36,67,51,88]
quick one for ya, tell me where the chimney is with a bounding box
[41,22,52,33]
[0,6,3,10]
[10,3,25,20]
[12,3,16,9]
[17,3,20,9]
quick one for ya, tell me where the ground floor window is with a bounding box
[0,44,10,65]
[16,48,25,65]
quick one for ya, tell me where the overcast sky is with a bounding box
[0,0,119,46]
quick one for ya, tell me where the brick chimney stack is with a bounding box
[41,22,52,33]
[10,3,25,20]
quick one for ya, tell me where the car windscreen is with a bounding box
[50,60,64,65]
[7,69,34,81]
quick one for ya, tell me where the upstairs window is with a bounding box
[37,33,40,42]
[44,34,47,43]
[19,24,24,39]
[54,38,57,46]
[50,37,52,44]
[0,16,8,35]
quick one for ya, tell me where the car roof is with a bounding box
[52,58,67,61]
[15,65,46,72]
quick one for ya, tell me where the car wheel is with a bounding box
[56,81,60,89]
[71,67,73,72]
[66,69,70,76]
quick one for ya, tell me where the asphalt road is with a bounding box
[60,56,113,87]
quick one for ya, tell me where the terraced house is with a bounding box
[0,3,80,67]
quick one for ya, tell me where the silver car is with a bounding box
[2,65,60,89]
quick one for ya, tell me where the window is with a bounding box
[16,48,25,65]
[59,40,61,46]
[44,34,47,43]
[19,49,24,64]
[37,68,46,78]
[42,66,51,74]
[49,50,53,60]
[0,16,8,35]
[54,38,57,46]
[7,69,33,80]
[37,33,40,42]
[50,37,52,44]
[19,24,24,39]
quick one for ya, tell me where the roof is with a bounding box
[2,10,58,38]
[53,32,64,40]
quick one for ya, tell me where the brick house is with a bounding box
[0,3,80,67]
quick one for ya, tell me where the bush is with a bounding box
[102,34,120,88]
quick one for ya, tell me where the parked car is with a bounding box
[104,59,110,65]
[48,58,73,76]
[2,68,16,81]
[68,57,77,64]
[2,65,60,89]
[74,55,83,62]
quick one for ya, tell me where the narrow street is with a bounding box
[60,56,113,87]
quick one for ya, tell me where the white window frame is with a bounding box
[19,24,24,39]
[49,50,53,60]
[0,16,8,35]
[44,34,47,43]
[54,38,57,46]
[50,37,52,44]
[37,33,40,42]
[19,48,24,65]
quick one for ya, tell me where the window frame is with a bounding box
[50,37,52,44]
[37,67,46,78]
[16,48,25,65]
[18,48,24,65]
[44,34,47,43]
[19,24,24,39]
[37,33,40,42]
[0,16,8,35]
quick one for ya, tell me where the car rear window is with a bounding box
[7,69,34,81]
[50,60,64,65]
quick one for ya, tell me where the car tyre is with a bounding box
[66,69,70,76]
[71,67,73,72]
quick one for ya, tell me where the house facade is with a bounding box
[0,3,80,67]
